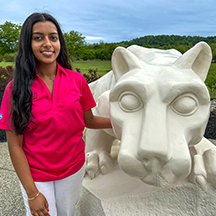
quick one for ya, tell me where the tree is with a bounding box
[210,43,216,62]
[63,30,86,60]
[80,49,96,60]
[0,21,21,55]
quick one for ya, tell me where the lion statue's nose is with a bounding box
[142,157,165,173]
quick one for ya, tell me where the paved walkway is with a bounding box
[1,139,216,216]
[0,142,25,215]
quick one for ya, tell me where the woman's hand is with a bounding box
[28,193,50,216]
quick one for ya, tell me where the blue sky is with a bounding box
[0,0,215,43]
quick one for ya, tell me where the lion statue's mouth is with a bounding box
[140,162,179,187]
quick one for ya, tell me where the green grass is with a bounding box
[1,61,216,76]
[0,60,112,76]
[1,60,216,97]
[71,60,112,76]
[0,62,14,67]
[1,60,216,81]
[209,63,216,75]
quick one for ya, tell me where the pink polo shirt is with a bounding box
[0,63,96,182]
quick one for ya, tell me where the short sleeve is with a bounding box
[80,75,96,112]
[0,81,13,130]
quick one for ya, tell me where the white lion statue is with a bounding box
[85,42,216,189]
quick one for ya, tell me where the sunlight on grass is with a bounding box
[1,61,216,97]
[1,61,216,77]
[71,60,112,76]
[0,62,14,67]
[0,61,112,77]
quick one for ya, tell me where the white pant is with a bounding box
[20,166,85,216]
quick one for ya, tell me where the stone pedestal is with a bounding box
[74,164,216,216]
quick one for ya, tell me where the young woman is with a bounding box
[0,13,111,216]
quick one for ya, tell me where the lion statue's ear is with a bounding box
[111,46,143,82]
[174,41,212,81]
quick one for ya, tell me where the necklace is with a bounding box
[38,74,56,82]
[50,75,56,82]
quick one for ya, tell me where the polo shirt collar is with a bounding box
[56,62,67,74]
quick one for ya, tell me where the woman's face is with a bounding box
[31,21,61,66]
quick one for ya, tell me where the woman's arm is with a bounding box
[6,131,37,197]
[6,131,50,216]
[83,109,112,129]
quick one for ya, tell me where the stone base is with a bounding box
[74,164,216,216]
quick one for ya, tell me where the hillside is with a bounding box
[119,35,216,47]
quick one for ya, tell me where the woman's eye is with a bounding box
[119,92,143,112]
[50,36,58,41]
[171,95,198,116]
[33,36,42,41]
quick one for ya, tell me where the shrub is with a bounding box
[3,53,15,62]
[76,68,101,83]
[0,65,14,90]
[81,49,96,60]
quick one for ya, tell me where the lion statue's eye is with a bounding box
[171,95,198,116]
[119,92,143,112]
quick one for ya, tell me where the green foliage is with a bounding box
[76,68,101,83]
[205,74,216,98]
[79,48,96,60]
[86,42,119,60]
[74,42,119,61]
[2,53,16,62]
[63,30,86,60]
[210,43,216,63]
[205,63,216,98]
[119,35,216,47]
[0,54,3,62]
[118,35,216,62]
[0,21,21,55]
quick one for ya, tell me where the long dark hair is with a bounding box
[12,12,71,134]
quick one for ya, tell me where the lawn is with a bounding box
[71,60,112,76]
[1,60,216,90]
[209,63,216,75]
[1,61,216,76]
[0,60,112,77]
[0,62,15,68]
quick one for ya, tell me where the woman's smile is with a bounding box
[40,51,55,56]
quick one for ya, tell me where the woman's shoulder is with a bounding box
[65,68,83,75]
[59,64,82,76]
[4,80,13,91]
[58,63,86,85]
[63,67,85,81]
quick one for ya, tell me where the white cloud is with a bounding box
[0,0,216,43]
[85,36,104,41]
